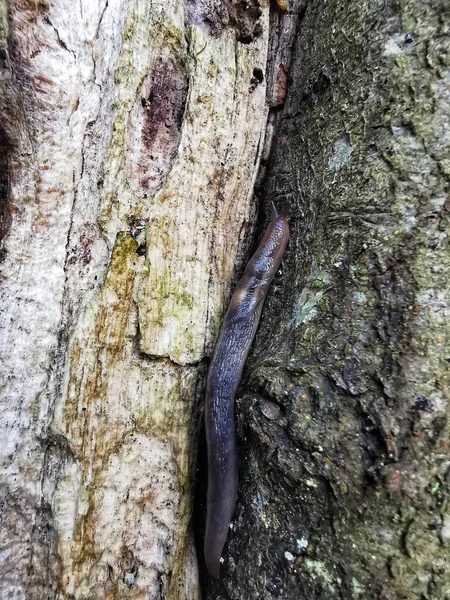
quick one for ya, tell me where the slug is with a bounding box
[204,203,290,578]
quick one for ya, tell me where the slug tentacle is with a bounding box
[204,204,290,578]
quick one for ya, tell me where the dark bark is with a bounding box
[206,0,450,598]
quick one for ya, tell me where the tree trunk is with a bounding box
[0,0,301,597]
[1,0,449,599]
[208,0,450,599]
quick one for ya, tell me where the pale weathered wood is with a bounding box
[0,0,300,597]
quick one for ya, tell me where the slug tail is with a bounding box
[204,536,221,578]
[204,517,229,578]
[204,459,238,579]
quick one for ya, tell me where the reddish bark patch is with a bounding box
[141,60,185,153]
[11,0,49,20]
[275,63,287,106]
[130,51,188,195]
[66,224,95,267]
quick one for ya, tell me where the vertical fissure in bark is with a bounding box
[0,126,11,250]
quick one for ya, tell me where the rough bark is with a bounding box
[0,0,302,598]
[2,0,449,598]
[209,0,450,599]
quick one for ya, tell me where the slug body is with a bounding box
[204,204,290,578]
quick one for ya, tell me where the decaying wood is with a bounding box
[0,0,302,597]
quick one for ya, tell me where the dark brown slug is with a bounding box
[204,203,290,578]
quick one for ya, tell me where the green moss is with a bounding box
[63,233,138,448]
[122,13,135,41]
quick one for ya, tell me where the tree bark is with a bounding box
[0,0,301,597]
[1,0,449,599]
[209,0,450,599]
